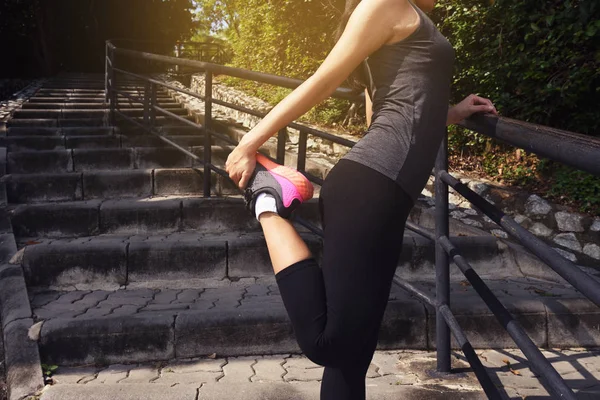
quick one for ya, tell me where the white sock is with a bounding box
[254,193,278,220]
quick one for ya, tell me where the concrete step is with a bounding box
[120,134,207,148]
[7,115,195,128]
[23,103,108,110]
[34,90,170,97]
[36,89,106,94]
[19,232,320,288]
[121,125,205,136]
[36,87,161,92]
[4,167,236,203]
[7,118,108,128]
[28,96,174,104]
[21,102,181,110]
[6,127,116,137]
[16,232,511,288]
[0,135,122,151]
[9,197,263,238]
[12,108,188,119]
[0,134,206,151]
[27,276,596,367]
[5,145,229,173]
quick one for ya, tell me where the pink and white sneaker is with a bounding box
[244,154,314,219]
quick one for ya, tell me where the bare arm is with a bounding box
[227,0,418,189]
[365,88,373,127]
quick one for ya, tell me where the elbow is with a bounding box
[305,73,344,102]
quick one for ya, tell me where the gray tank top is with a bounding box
[343,2,455,203]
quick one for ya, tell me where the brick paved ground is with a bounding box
[29,275,588,323]
[38,349,600,399]
[29,277,285,321]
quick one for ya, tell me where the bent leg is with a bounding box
[259,212,312,275]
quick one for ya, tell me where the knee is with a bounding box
[297,333,366,369]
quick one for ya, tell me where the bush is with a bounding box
[433,0,600,212]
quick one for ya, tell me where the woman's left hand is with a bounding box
[447,94,498,126]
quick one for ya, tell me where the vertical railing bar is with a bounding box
[109,46,116,126]
[435,132,451,374]
[297,130,308,172]
[150,83,157,128]
[143,80,151,127]
[204,71,213,197]
[105,42,109,103]
[277,128,287,165]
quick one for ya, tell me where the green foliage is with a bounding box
[193,0,241,39]
[214,1,364,131]
[228,0,345,80]
[433,0,600,212]
[431,0,600,134]
[545,164,600,213]
[41,364,58,378]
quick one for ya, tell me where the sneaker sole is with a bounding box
[256,154,314,205]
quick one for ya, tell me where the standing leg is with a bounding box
[321,365,369,400]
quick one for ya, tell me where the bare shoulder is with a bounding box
[352,0,416,33]
[353,0,409,15]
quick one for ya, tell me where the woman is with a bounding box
[225,0,497,398]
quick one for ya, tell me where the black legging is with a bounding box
[275,159,413,400]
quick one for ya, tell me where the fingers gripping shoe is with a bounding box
[244,154,314,219]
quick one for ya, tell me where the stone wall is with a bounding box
[190,74,357,159]
[437,179,600,266]
[164,73,600,267]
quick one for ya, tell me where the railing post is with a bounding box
[435,132,451,374]
[105,42,110,103]
[150,83,157,128]
[143,80,151,127]
[277,128,287,165]
[109,45,116,126]
[203,71,213,197]
[297,131,308,172]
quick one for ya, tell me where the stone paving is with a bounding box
[29,275,591,323]
[30,278,285,321]
[37,349,600,399]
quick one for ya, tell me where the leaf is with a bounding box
[207,353,217,359]
[459,280,471,287]
[510,368,522,376]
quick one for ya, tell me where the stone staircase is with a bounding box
[2,74,597,373]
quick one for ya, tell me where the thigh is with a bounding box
[319,160,413,345]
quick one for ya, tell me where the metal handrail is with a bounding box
[107,41,362,102]
[460,114,600,177]
[105,39,599,399]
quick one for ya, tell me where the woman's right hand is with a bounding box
[225,145,256,190]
